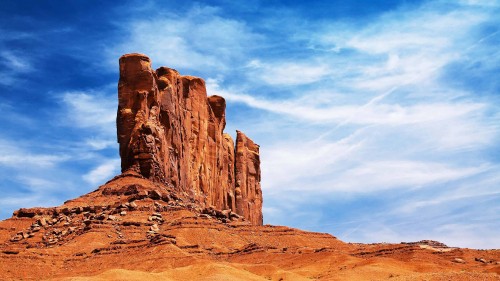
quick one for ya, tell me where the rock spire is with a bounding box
[116,53,263,225]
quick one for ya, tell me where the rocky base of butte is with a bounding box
[0,54,498,281]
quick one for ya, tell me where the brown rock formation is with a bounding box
[117,53,262,224]
[235,131,263,225]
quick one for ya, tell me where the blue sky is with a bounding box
[1,0,499,248]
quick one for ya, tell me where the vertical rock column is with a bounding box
[235,131,263,225]
[117,53,167,182]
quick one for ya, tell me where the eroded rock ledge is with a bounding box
[117,53,262,225]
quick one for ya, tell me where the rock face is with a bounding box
[235,131,263,225]
[117,53,263,225]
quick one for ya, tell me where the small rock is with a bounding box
[129,201,137,209]
[10,235,22,242]
[120,211,127,216]
[161,194,171,202]
[230,212,241,218]
[61,207,70,215]
[48,239,58,245]
[221,210,231,218]
[108,215,117,221]
[96,214,107,220]
[38,217,47,226]
[3,250,19,255]
[475,257,487,264]
[453,258,465,264]
[150,190,162,200]
[150,224,159,232]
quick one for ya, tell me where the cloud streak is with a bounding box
[108,5,261,73]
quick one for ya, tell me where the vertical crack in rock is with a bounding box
[117,53,263,225]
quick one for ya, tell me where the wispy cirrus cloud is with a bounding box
[0,139,69,168]
[0,51,33,86]
[214,83,487,126]
[245,59,332,86]
[61,91,116,131]
[60,90,118,151]
[108,5,261,73]
[83,158,120,186]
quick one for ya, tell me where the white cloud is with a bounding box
[246,59,332,86]
[261,130,365,190]
[459,0,500,7]
[61,91,116,134]
[0,51,31,72]
[329,161,487,192]
[83,158,120,185]
[396,169,500,214]
[109,5,260,72]
[0,139,68,168]
[210,79,491,128]
[295,3,496,97]
[0,51,33,85]
[85,138,116,150]
[431,223,500,249]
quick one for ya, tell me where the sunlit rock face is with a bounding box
[117,53,263,224]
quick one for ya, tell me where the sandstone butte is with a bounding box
[0,54,498,281]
